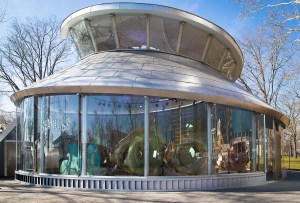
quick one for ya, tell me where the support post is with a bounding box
[146,14,150,49]
[84,19,98,52]
[179,102,182,144]
[176,22,185,54]
[207,103,212,175]
[111,14,120,49]
[144,96,149,177]
[39,97,45,173]
[81,95,87,176]
[263,114,267,173]
[201,34,213,61]
[251,112,256,172]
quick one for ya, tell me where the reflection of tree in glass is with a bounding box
[89,112,104,145]
[218,107,232,143]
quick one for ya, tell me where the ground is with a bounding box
[0,171,299,202]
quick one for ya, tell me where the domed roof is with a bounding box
[60,2,243,81]
[11,51,288,126]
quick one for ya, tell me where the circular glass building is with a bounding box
[13,3,288,191]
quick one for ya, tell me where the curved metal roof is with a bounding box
[11,51,288,126]
[60,2,243,81]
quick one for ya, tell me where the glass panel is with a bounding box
[149,16,175,53]
[205,38,225,69]
[221,52,236,79]
[149,98,208,176]
[90,15,116,51]
[266,128,274,180]
[17,97,34,172]
[16,100,23,171]
[180,24,207,60]
[162,18,181,53]
[71,21,95,58]
[38,95,79,175]
[85,95,144,176]
[116,15,147,49]
[256,114,265,172]
[212,105,252,174]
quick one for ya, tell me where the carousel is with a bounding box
[13,3,287,191]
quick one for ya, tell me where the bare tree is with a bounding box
[233,0,300,42]
[0,17,71,92]
[0,109,14,129]
[0,0,7,23]
[280,89,300,158]
[238,28,295,107]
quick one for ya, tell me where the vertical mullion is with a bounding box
[144,96,149,177]
[207,103,212,175]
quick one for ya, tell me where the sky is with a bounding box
[0,0,259,112]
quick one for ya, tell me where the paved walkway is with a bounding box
[0,171,299,202]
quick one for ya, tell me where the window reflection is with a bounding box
[38,95,79,175]
[16,97,34,172]
[149,98,208,176]
[212,105,252,174]
[85,95,144,176]
[16,94,270,177]
[256,114,265,172]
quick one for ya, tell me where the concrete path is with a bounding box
[0,171,299,203]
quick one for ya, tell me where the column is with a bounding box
[144,96,149,177]
[207,103,212,175]
[263,114,267,173]
[39,97,45,173]
[251,112,256,172]
[81,95,87,176]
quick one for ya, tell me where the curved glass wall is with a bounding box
[149,98,208,176]
[84,95,144,176]
[16,97,34,171]
[16,94,275,177]
[211,105,252,174]
[37,95,79,175]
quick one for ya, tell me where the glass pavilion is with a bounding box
[13,3,287,190]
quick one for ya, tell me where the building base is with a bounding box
[15,171,266,191]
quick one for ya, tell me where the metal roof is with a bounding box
[60,2,243,81]
[10,51,288,126]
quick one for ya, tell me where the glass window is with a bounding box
[85,95,144,176]
[180,24,207,60]
[149,98,208,176]
[211,105,252,174]
[221,52,236,79]
[205,38,225,70]
[16,100,23,171]
[16,97,34,172]
[149,16,175,53]
[90,15,116,51]
[38,95,79,175]
[71,21,95,58]
[116,15,147,49]
[162,18,181,53]
[256,113,265,172]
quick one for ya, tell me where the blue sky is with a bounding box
[0,0,259,112]
[1,0,258,39]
